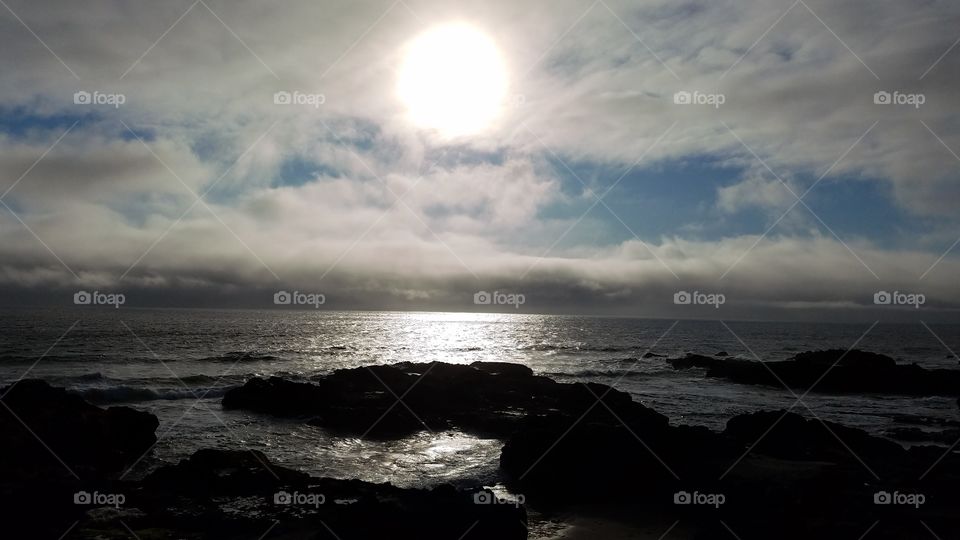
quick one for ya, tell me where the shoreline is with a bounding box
[4,359,960,538]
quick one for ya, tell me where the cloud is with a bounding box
[0,0,958,318]
[716,170,796,214]
[0,131,212,209]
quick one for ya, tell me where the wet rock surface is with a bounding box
[2,380,525,539]
[223,360,664,439]
[122,449,526,540]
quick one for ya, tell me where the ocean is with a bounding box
[1,307,957,490]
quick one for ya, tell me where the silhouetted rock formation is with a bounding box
[724,409,905,463]
[500,405,730,501]
[9,365,960,539]
[668,349,960,396]
[884,414,960,443]
[501,405,960,539]
[0,379,159,538]
[1,381,525,539]
[0,379,158,481]
[224,360,664,439]
[224,359,960,537]
[117,449,525,540]
[886,426,960,444]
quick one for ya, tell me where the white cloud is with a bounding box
[0,0,958,315]
[716,170,796,214]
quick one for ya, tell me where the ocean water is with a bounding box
[1,307,958,489]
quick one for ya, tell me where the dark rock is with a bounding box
[724,410,905,465]
[141,448,309,494]
[0,380,525,540]
[890,414,960,427]
[221,376,331,416]
[225,360,663,439]
[642,352,663,358]
[471,361,535,377]
[12,366,960,539]
[667,353,716,370]
[499,408,909,504]
[792,349,896,369]
[0,379,158,481]
[667,349,960,397]
[500,410,732,503]
[715,351,729,357]
[885,426,960,444]
[125,449,527,540]
[502,403,960,539]
[0,380,159,538]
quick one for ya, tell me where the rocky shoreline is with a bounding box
[667,349,960,397]
[1,378,525,539]
[4,358,960,539]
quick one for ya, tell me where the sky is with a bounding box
[0,0,958,321]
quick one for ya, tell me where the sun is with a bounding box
[397,23,508,137]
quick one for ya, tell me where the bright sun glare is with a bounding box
[398,23,508,137]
